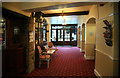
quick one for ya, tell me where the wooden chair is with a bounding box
[47,42,58,55]
[37,46,50,68]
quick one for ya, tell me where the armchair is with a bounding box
[37,46,50,68]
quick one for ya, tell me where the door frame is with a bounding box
[51,24,78,46]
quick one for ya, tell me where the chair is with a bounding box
[47,42,58,55]
[37,46,50,68]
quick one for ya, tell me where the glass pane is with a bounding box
[43,30,46,41]
[58,30,63,41]
[65,29,70,41]
[52,30,56,41]
[43,26,47,29]
[72,29,77,41]
[52,26,63,29]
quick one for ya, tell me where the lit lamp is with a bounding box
[59,10,66,25]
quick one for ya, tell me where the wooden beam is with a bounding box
[2,8,29,20]
[51,24,78,26]
[23,2,106,12]
[42,11,89,17]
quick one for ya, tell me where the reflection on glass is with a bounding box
[65,30,70,41]
[52,30,56,41]
[51,25,77,42]
[58,30,63,41]
[43,30,46,41]
[72,29,77,41]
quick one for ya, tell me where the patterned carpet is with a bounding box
[25,47,96,78]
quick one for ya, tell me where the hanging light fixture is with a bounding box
[59,10,66,25]
[59,10,64,19]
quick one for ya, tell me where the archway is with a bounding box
[84,18,96,60]
[81,23,85,52]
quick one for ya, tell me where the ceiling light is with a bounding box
[59,10,66,25]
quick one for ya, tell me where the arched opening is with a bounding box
[81,23,85,52]
[84,18,96,60]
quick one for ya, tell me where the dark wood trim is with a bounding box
[42,11,89,17]
[51,25,52,42]
[118,2,120,77]
[70,29,72,42]
[62,30,64,44]
[2,8,29,20]
[56,29,58,42]
[51,24,77,26]
[76,28,77,43]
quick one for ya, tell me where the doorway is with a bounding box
[51,24,77,46]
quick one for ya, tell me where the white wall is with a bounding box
[86,24,96,44]
[77,3,118,76]
[50,15,78,24]
[45,15,79,42]
[96,3,114,58]
[95,2,119,76]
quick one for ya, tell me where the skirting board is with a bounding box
[84,54,94,60]
[94,69,102,78]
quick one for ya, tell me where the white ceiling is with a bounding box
[2,2,106,16]
[20,2,72,10]
[2,2,72,10]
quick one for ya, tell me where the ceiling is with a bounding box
[42,5,92,14]
[2,2,106,16]
[21,2,94,13]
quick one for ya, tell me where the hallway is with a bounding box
[1,2,119,77]
[26,47,96,77]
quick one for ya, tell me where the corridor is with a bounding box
[1,2,119,78]
[26,47,96,77]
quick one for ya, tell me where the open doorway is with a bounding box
[84,17,96,60]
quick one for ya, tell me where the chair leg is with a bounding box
[47,60,49,68]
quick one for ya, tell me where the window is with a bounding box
[43,26,47,41]
[58,30,63,41]
[65,29,70,41]
[51,24,77,42]
[52,30,56,41]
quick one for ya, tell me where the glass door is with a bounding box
[51,24,77,46]
[64,29,70,41]
[58,29,63,41]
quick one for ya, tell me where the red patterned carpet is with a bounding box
[25,47,96,78]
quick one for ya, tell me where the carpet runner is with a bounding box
[25,47,96,78]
